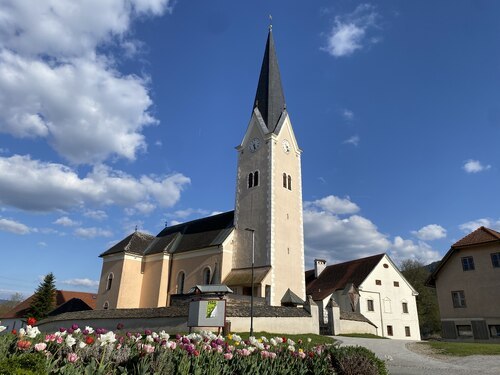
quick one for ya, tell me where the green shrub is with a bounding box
[0,353,47,375]
[328,345,388,375]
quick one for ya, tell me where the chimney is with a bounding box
[314,259,327,278]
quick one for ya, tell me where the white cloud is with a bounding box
[74,227,113,238]
[459,218,500,233]
[322,4,379,57]
[463,159,491,173]
[0,155,190,212]
[0,217,30,234]
[53,216,79,227]
[0,0,172,164]
[343,109,354,120]
[38,241,48,247]
[343,135,360,146]
[303,194,441,268]
[305,195,360,215]
[84,210,108,221]
[173,208,210,219]
[61,278,99,288]
[411,224,447,241]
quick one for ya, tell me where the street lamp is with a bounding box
[245,227,255,337]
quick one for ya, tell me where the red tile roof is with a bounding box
[0,290,97,319]
[452,226,500,248]
[306,254,385,300]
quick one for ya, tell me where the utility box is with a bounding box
[188,299,226,328]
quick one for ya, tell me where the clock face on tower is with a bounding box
[282,139,291,154]
[248,137,261,152]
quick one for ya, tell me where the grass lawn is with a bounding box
[426,341,500,356]
[339,333,388,339]
[235,332,335,346]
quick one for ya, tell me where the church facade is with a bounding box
[96,30,306,310]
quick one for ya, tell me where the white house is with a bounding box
[306,253,421,340]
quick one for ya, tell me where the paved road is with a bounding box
[333,336,500,375]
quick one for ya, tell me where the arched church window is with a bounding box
[287,175,292,190]
[253,171,259,187]
[283,173,287,188]
[177,271,185,294]
[248,173,254,188]
[103,301,109,310]
[203,267,211,285]
[106,273,114,291]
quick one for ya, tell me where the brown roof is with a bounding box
[306,254,385,300]
[451,226,500,248]
[1,290,97,319]
[427,226,500,287]
[100,231,155,257]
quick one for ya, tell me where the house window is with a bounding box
[177,271,185,294]
[394,281,399,287]
[405,326,411,337]
[283,173,287,188]
[457,325,473,337]
[202,267,211,285]
[402,302,409,314]
[452,290,466,308]
[491,253,500,268]
[461,256,475,271]
[287,175,292,190]
[367,299,374,312]
[106,273,114,291]
[103,301,109,310]
[489,325,500,337]
[387,325,393,336]
[375,279,381,286]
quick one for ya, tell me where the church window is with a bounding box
[254,171,259,187]
[248,173,254,188]
[287,175,292,190]
[177,272,185,294]
[203,267,211,285]
[283,173,287,188]
[106,273,114,291]
[103,301,109,310]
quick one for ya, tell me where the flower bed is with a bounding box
[0,322,387,374]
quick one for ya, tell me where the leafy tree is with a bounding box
[400,259,441,337]
[29,273,56,320]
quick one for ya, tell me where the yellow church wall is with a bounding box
[116,255,143,308]
[270,116,306,305]
[139,254,170,307]
[96,256,123,309]
[168,248,223,297]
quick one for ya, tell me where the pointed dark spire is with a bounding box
[254,29,286,132]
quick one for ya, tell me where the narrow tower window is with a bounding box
[253,171,259,187]
[203,267,211,285]
[177,271,185,294]
[248,173,254,188]
[287,175,292,190]
[103,301,109,310]
[106,273,114,291]
[283,173,287,188]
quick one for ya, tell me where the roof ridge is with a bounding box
[161,210,234,232]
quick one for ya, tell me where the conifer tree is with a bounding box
[29,272,56,320]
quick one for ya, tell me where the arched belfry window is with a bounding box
[283,173,287,188]
[106,273,114,291]
[177,271,185,294]
[248,171,259,188]
[203,267,211,285]
[287,175,292,190]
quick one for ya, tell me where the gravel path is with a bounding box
[333,336,500,375]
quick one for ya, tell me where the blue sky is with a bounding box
[1,0,499,300]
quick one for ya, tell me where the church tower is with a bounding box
[234,29,306,306]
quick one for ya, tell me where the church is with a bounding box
[96,29,306,310]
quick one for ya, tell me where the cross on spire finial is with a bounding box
[269,14,272,31]
[135,224,138,232]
